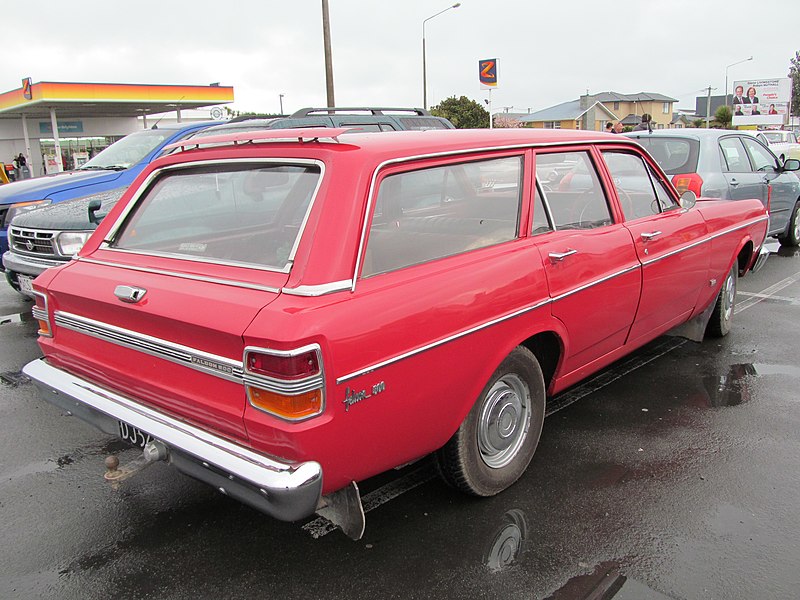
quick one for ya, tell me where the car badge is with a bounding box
[26,239,35,251]
[114,285,147,303]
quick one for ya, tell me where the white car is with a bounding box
[754,130,800,162]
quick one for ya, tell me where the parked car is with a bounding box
[753,129,800,162]
[626,129,800,246]
[24,128,769,539]
[0,121,218,272]
[2,108,454,296]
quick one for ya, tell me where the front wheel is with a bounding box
[777,201,800,247]
[706,264,737,338]
[436,347,546,496]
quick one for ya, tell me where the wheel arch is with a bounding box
[520,330,563,395]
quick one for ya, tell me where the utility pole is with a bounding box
[705,85,712,128]
[321,0,335,108]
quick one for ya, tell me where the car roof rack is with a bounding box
[290,107,432,117]
[164,128,352,152]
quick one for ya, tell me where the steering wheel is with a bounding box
[615,187,635,220]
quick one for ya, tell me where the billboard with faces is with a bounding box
[732,78,792,126]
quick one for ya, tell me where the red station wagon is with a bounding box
[24,128,769,539]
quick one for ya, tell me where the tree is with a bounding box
[494,115,523,128]
[789,50,800,117]
[691,118,705,129]
[430,96,490,129]
[714,105,732,129]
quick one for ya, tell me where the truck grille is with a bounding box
[9,226,57,257]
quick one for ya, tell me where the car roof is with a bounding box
[626,129,746,142]
[169,128,634,161]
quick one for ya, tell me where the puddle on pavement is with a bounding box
[483,509,529,572]
[545,560,674,599]
[701,362,800,408]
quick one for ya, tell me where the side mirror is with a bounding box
[781,158,800,172]
[679,190,697,210]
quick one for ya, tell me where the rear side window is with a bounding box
[396,117,450,130]
[111,162,321,270]
[719,137,751,172]
[632,137,699,175]
[362,156,522,277]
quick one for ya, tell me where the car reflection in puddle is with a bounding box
[545,560,675,600]
[483,509,528,573]
[702,363,759,407]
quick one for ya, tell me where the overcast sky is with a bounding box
[3,0,797,116]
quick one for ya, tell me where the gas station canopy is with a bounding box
[0,80,234,118]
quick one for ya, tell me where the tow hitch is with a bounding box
[104,440,168,485]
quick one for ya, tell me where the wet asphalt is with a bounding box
[1,242,799,600]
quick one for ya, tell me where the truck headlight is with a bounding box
[56,232,92,256]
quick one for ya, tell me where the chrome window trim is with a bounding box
[281,280,353,297]
[54,311,245,383]
[243,344,326,422]
[74,257,282,294]
[100,158,325,273]
[352,139,634,292]
[533,179,555,234]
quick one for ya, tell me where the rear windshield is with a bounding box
[110,162,321,271]
[631,137,699,175]
[80,129,173,170]
[397,117,450,130]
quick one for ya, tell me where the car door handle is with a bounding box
[548,249,577,262]
[730,178,739,187]
[640,231,662,241]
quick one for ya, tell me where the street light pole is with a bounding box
[321,0,335,108]
[725,56,753,108]
[279,93,285,115]
[422,3,460,110]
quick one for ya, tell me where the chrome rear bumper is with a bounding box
[23,358,323,522]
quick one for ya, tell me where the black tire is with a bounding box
[436,346,546,496]
[777,201,800,248]
[706,263,737,338]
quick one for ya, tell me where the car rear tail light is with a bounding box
[243,345,324,421]
[31,291,52,337]
[671,173,703,197]
[247,349,319,380]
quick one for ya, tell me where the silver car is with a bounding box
[627,129,800,247]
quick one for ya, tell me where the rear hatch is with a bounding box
[38,159,323,442]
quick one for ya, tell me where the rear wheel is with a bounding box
[436,347,546,496]
[707,264,737,338]
[777,201,800,247]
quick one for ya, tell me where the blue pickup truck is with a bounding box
[0,121,217,261]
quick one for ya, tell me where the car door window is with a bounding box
[719,137,751,172]
[535,151,612,230]
[741,137,776,172]
[602,151,668,220]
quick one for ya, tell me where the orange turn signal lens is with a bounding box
[247,387,323,420]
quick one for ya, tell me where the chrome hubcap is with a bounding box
[477,374,531,469]
[722,269,736,323]
[793,210,800,240]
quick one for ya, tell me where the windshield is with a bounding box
[111,162,322,270]
[80,129,173,170]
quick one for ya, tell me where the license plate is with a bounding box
[18,274,33,295]
[117,420,153,449]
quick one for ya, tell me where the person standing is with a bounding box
[13,153,26,168]
[633,113,652,132]
[613,122,624,133]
